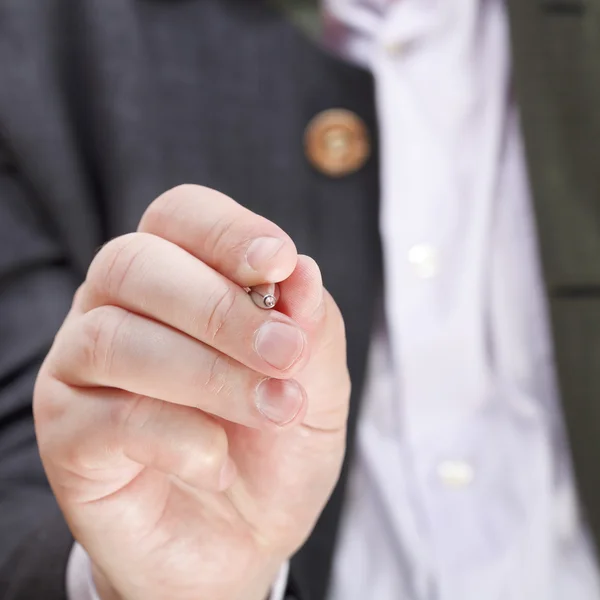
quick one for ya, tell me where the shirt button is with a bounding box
[383,40,404,56]
[304,109,371,177]
[408,244,438,278]
[437,460,475,488]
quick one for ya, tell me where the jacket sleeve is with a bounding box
[0,142,79,599]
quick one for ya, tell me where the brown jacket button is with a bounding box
[304,109,371,177]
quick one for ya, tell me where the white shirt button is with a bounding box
[383,40,404,56]
[436,460,475,488]
[408,244,438,278]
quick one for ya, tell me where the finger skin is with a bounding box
[32,185,349,600]
[138,184,298,286]
[82,233,310,379]
[46,306,307,429]
[278,256,350,431]
[277,255,325,329]
[34,381,235,503]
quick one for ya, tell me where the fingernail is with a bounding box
[254,322,305,370]
[218,457,237,490]
[246,237,285,273]
[256,379,305,425]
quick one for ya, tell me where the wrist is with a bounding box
[89,554,284,600]
[92,563,122,600]
[243,557,285,600]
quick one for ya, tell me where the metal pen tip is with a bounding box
[249,283,280,310]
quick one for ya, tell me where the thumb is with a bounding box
[275,255,324,332]
[276,256,349,432]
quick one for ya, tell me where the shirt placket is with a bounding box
[375,2,495,597]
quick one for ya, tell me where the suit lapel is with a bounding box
[507,0,600,553]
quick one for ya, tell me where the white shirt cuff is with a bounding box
[270,561,290,600]
[66,542,101,600]
[67,541,289,600]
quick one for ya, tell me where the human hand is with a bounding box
[34,185,350,600]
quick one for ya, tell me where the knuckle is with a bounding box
[204,352,232,398]
[33,369,67,429]
[179,425,228,483]
[71,283,86,309]
[199,426,228,472]
[77,306,131,378]
[203,284,237,342]
[203,214,246,262]
[87,233,147,301]
[122,394,162,433]
[140,185,191,233]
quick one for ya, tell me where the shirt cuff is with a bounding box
[67,540,290,600]
[270,561,290,600]
[66,542,101,600]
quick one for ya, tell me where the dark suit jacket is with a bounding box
[0,1,599,599]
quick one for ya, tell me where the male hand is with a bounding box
[34,185,350,600]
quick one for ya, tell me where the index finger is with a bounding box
[138,184,298,286]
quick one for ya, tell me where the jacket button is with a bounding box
[304,109,371,177]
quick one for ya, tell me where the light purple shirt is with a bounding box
[327,0,600,599]
[68,1,600,599]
